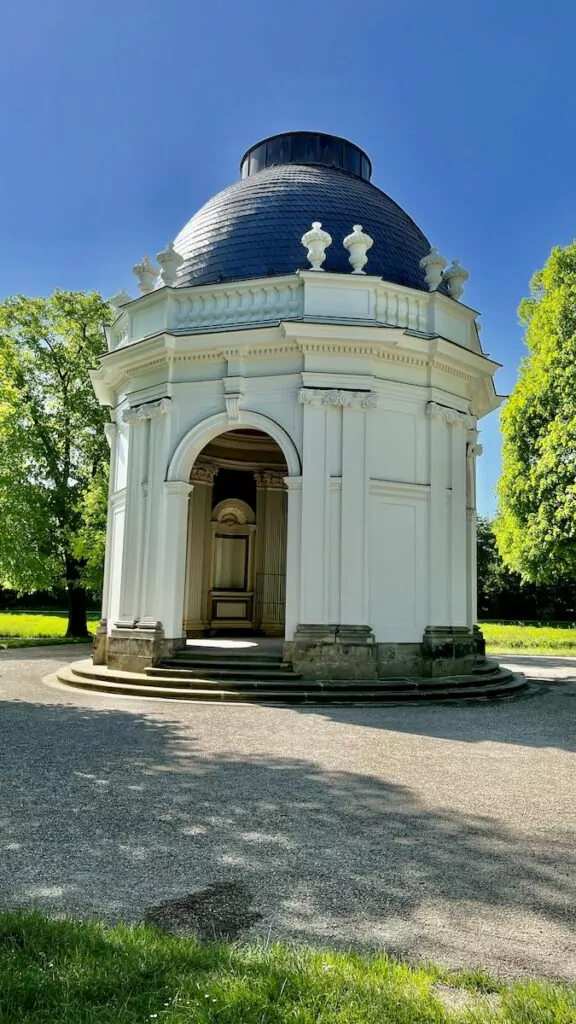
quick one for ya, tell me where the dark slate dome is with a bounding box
[174,132,433,292]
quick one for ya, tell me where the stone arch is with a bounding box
[166,410,301,482]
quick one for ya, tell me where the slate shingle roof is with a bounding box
[174,164,435,293]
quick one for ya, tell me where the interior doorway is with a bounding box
[183,428,288,637]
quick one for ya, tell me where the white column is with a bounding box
[158,481,193,639]
[101,421,118,624]
[116,418,148,627]
[450,422,468,626]
[466,430,482,629]
[133,399,173,627]
[340,407,368,624]
[299,400,329,623]
[427,409,449,626]
[284,476,302,641]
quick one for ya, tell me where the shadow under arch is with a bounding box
[166,410,301,482]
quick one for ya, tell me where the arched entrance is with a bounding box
[183,428,289,637]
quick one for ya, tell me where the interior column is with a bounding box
[184,464,218,636]
[254,470,287,635]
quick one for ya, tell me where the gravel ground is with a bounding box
[0,645,575,981]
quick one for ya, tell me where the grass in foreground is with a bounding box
[0,612,98,646]
[482,621,576,656]
[1,911,575,1023]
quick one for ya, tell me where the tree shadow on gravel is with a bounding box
[292,683,576,753]
[0,698,574,978]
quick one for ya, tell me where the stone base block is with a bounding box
[285,624,377,680]
[284,624,483,680]
[422,625,478,677]
[473,624,486,658]
[92,620,108,665]
[376,643,425,678]
[106,626,184,672]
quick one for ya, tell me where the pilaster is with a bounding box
[254,471,287,635]
[184,464,218,634]
[466,429,482,629]
[299,394,329,623]
[94,421,119,663]
[340,406,368,624]
[283,476,302,641]
[426,402,473,629]
[158,480,193,640]
[450,421,467,626]
[115,415,148,627]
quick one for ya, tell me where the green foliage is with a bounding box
[482,621,576,655]
[73,463,109,594]
[1,910,575,1023]
[0,290,111,609]
[477,516,576,620]
[0,612,98,639]
[497,241,576,582]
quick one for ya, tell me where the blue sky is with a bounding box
[1,0,575,514]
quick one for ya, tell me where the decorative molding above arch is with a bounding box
[166,410,301,482]
[212,498,255,526]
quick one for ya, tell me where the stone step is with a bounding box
[146,668,514,691]
[175,652,283,664]
[160,657,288,669]
[147,664,300,682]
[57,662,529,704]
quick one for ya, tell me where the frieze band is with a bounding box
[298,388,377,409]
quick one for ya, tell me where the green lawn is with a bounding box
[1,911,574,1024]
[0,611,98,648]
[1,613,576,659]
[482,621,576,656]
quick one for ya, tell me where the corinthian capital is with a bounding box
[122,398,172,425]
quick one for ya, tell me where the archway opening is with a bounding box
[183,428,288,638]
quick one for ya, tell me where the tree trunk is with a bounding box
[65,557,90,638]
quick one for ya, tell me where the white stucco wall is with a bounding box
[96,273,499,645]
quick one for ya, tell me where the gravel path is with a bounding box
[0,645,575,980]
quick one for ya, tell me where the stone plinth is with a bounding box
[92,620,108,665]
[285,624,378,680]
[422,626,478,677]
[107,626,184,672]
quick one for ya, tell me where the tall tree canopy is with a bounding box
[0,290,111,636]
[496,241,576,583]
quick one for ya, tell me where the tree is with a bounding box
[496,241,576,583]
[478,515,576,621]
[0,290,111,637]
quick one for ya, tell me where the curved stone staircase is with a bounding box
[57,647,528,703]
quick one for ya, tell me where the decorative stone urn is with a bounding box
[343,224,374,274]
[443,260,470,300]
[419,246,447,291]
[133,255,159,294]
[301,221,332,271]
[157,242,184,286]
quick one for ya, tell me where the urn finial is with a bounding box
[109,289,133,316]
[157,241,184,286]
[133,255,159,294]
[343,224,374,274]
[443,259,470,301]
[301,221,332,271]
[419,246,447,291]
